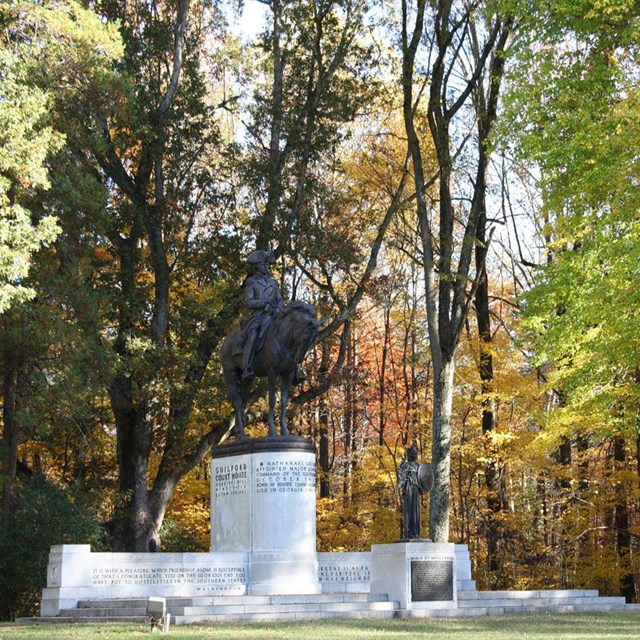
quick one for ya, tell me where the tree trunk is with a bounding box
[318,338,331,498]
[109,374,157,551]
[1,347,23,532]
[429,356,455,542]
[613,435,635,602]
[342,328,355,503]
[471,20,513,561]
[474,166,505,575]
[401,2,512,545]
[378,306,390,446]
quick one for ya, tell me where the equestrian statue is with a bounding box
[220,250,319,439]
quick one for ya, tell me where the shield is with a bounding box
[417,462,433,493]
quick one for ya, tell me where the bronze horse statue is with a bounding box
[220,301,319,439]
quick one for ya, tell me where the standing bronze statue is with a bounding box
[397,445,432,540]
[220,250,319,439]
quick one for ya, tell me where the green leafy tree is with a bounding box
[246,0,379,250]
[507,0,640,601]
[37,0,241,551]
[0,0,121,533]
[0,19,63,311]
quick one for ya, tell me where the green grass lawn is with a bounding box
[1,613,640,640]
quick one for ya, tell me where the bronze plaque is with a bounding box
[410,560,453,601]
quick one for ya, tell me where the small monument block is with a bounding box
[370,542,457,610]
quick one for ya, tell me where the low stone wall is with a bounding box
[41,544,473,616]
[317,552,371,593]
[42,546,249,615]
[43,547,372,615]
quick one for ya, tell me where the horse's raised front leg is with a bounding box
[267,371,277,437]
[279,370,295,437]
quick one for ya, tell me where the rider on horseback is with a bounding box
[240,249,306,385]
[241,250,283,382]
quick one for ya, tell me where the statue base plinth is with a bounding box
[210,437,321,595]
[395,538,432,543]
[249,551,321,595]
[370,542,457,610]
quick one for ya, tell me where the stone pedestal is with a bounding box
[210,437,321,595]
[370,542,457,610]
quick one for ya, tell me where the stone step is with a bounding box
[78,593,389,612]
[174,600,396,616]
[60,607,148,617]
[580,596,627,605]
[458,597,574,609]
[458,596,626,610]
[538,589,600,598]
[458,588,600,601]
[69,592,396,622]
[17,616,148,624]
[520,603,628,614]
[397,607,495,619]
[45,589,633,625]
[78,599,149,609]
[62,594,400,625]
[173,609,398,624]
[397,601,631,619]
[77,592,388,610]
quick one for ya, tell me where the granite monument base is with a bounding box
[210,437,321,595]
[40,544,472,616]
[370,542,457,610]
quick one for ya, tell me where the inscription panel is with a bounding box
[214,462,248,498]
[254,459,315,495]
[410,560,453,602]
[92,564,247,592]
[318,564,370,583]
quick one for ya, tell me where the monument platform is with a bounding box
[35,438,639,623]
[35,543,638,623]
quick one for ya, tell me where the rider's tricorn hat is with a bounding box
[247,249,276,265]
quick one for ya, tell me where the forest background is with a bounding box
[1,0,639,620]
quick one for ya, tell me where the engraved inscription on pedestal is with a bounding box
[254,459,315,495]
[214,462,248,498]
[410,560,453,601]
